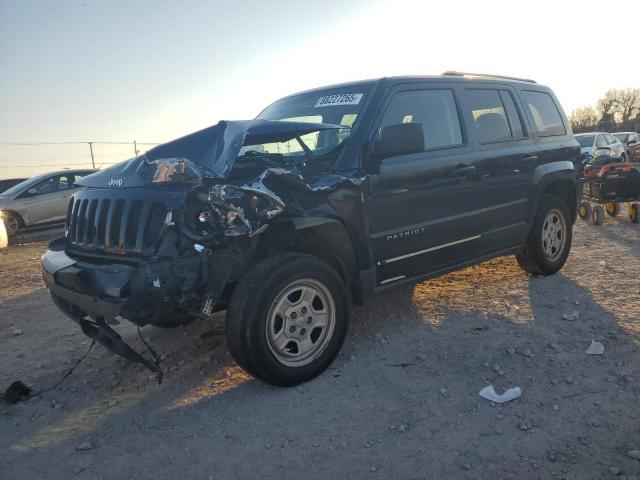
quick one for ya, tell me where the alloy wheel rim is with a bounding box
[266,278,336,367]
[4,215,18,235]
[541,208,566,261]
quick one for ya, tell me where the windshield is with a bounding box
[614,133,629,143]
[575,135,595,148]
[254,85,372,159]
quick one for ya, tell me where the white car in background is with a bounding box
[574,132,628,166]
[0,169,95,236]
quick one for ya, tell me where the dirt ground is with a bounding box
[1,217,639,480]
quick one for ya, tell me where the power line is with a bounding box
[0,141,161,146]
[0,162,119,169]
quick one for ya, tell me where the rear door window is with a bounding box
[522,90,566,137]
[466,89,525,144]
[378,89,463,151]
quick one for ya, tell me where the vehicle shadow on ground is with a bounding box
[3,258,639,479]
[576,214,640,250]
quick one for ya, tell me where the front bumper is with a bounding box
[42,237,192,373]
[43,238,140,320]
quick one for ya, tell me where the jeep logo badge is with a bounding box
[108,177,124,187]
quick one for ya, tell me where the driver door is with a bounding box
[20,174,70,225]
[366,85,483,287]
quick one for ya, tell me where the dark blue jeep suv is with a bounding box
[42,72,581,385]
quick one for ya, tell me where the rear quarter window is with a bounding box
[522,90,566,137]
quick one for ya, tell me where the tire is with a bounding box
[592,205,605,225]
[630,203,640,224]
[226,252,349,386]
[3,212,22,236]
[516,194,572,275]
[578,201,591,220]
[605,203,619,217]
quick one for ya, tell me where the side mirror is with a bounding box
[374,123,425,159]
[26,188,38,196]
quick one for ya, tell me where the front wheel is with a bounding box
[226,253,349,386]
[516,194,572,275]
[3,213,21,236]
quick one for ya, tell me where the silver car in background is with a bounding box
[574,132,629,166]
[0,169,95,236]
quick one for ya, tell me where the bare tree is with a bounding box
[612,88,640,127]
[597,93,618,131]
[598,88,640,130]
[569,106,600,133]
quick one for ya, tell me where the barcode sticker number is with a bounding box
[314,93,363,108]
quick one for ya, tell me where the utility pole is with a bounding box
[88,142,96,169]
[134,140,139,156]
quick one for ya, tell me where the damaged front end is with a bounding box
[42,119,364,372]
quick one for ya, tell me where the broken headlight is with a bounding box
[209,185,284,236]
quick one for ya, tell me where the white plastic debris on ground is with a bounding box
[479,385,522,404]
[585,340,605,355]
[0,218,7,250]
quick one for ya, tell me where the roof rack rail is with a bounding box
[442,71,537,84]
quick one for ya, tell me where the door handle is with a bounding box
[522,155,538,166]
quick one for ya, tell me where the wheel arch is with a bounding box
[542,180,577,221]
[258,216,364,305]
[531,162,578,223]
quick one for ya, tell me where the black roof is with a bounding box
[284,73,545,100]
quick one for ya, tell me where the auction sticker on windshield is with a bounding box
[315,93,363,108]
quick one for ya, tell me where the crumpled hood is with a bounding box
[76,120,345,189]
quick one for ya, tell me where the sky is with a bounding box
[1,0,639,179]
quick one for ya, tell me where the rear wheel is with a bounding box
[605,203,619,217]
[578,201,591,220]
[3,212,22,236]
[516,194,572,275]
[592,205,605,225]
[226,252,349,386]
[629,203,640,224]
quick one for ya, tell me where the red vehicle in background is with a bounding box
[613,132,640,161]
[579,161,640,225]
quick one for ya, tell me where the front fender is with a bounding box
[264,215,367,304]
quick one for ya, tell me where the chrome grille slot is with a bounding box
[65,190,176,256]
